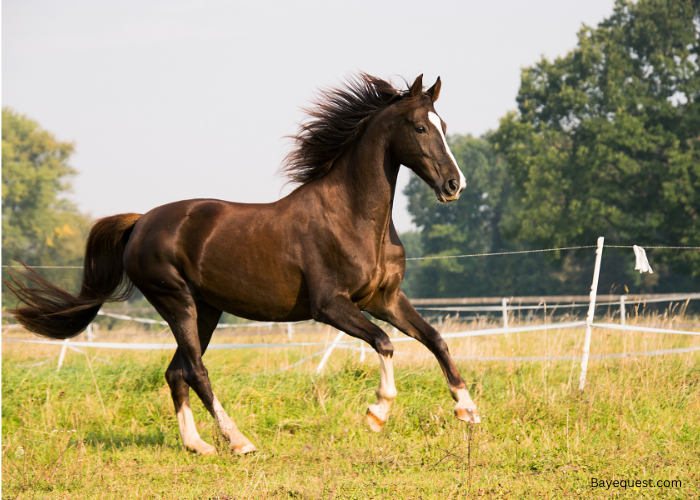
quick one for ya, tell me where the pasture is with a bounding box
[2,313,699,499]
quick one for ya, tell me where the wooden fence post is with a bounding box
[620,295,626,332]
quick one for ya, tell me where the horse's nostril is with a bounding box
[445,179,459,196]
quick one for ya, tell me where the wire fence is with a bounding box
[405,244,700,261]
[3,243,699,267]
[3,239,699,385]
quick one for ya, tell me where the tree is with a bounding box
[402,135,516,297]
[401,133,698,299]
[2,108,90,294]
[491,0,700,275]
[402,135,584,298]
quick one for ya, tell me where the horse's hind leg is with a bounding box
[158,296,256,454]
[166,349,216,455]
[165,300,221,454]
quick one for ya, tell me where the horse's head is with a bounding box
[390,75,466,203]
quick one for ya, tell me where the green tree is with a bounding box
[403,135,516,297]
[2,108,90,295]
[402,135,582,298]
[401,133,698,299]
[491,0,700,275]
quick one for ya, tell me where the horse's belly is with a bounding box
[197,267,312,323]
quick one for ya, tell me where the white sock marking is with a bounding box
[212,397,255,450]
[176,402,206,449]
[212,397,235,436]
[368,354,397,423]
[452,387,477,411]
[452,386,481,423]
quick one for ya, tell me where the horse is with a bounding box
[6,73,480,455]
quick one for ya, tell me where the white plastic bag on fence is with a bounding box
[633,245,653,274]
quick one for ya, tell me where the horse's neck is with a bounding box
[321,120,399,239]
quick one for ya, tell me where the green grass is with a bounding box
[2,319,699,499]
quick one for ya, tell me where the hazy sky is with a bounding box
[3,0,616,232]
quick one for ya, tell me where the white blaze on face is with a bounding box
[428,111,467,190]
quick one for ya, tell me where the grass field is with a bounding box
[2,312,699,499]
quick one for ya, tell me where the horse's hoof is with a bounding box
[199,444,218,455]
[233,442,258,455]
[455,406,481,424]
[366,406,386,433]
[187,440,217,455]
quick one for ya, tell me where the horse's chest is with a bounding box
[348,256,393,305]
[324,228,404,305]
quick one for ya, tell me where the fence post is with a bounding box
[316,330,345,375]
[501,298,509,328]
[578,236,605,390]
[86,323,95,342]
[287,322,294,341]
[620,295,626,331]
[57,339,69,372]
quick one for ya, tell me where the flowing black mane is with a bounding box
[283,73,408,185]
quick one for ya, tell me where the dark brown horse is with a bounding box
[6,73,480,455]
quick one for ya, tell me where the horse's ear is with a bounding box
[427,77,441,102]
[410,74,423,98]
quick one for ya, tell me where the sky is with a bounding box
[3,0,616,232]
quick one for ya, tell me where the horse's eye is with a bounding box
[415,126,426,134]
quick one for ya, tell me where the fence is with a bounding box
[3,238,699,387]
[413,293,700,328]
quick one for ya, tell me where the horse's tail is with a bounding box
[4,213,142,340]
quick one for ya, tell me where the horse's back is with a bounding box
[124,198,312,321]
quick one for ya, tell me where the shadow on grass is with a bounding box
[82,429,177,450]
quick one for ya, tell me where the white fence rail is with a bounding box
[3,239,699,382]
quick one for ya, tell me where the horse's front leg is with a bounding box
[367,290,480,424]
[312,295,397,432]
[365,352,396,432]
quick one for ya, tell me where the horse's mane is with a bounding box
[282,73,409,185]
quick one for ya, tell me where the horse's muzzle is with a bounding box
[438,178,462,202]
